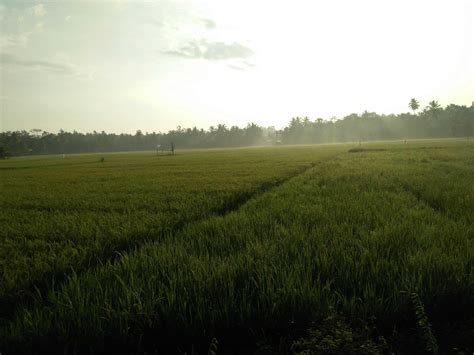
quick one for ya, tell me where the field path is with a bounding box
[0,146,345,322]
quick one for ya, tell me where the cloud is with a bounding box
[65,15,72,22]
[200,18,216,29]
[146,14,216,32]
[228,60,255,71]
[0,32,33,49]
[228,64,245,71]
[0,53,96,80]
[241,61,254,67]
[32,4,47,17]
[1,53,78,75]
[165,39,254,62]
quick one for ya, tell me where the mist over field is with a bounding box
[1,0,473,354]
[1,102,474,156]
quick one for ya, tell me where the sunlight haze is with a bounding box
[1,0,472,133]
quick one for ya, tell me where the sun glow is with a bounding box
[1,0,472,132]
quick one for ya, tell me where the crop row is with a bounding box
[0,146,344,320]
[2,141,472,353]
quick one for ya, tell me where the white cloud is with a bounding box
[200,18,216,29]
[227,64,244,71]
[65,15,72,22]
[1,53,76,75]
[1,52,94,80]
[32,4,47,17]
[0,32,33,49]
[166,39,254,62]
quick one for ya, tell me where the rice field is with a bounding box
[0,139,473,354]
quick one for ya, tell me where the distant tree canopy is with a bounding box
[1,102,473,156]
[0,124,268,156]
[281,103,473,145]
[0,145,11,159]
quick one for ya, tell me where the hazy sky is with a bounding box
[0,0,472,133]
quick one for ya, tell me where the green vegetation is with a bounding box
[409,98,420,116]
[0,145,11,160]
[0,146,341,319]
[0,139,473,354]
[1,102,473,155]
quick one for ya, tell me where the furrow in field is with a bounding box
[0,147,345,323]
[3,146,473,353]
[394,173,474,225]
[210,152,344,216]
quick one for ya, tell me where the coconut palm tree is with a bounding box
[426,100,442,118]
[409,98,420,116]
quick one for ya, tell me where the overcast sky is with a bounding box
[0,0,472,133]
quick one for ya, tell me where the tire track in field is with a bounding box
[211,152,345,217]
[395,178,472,225]
[397,182,445,213]
[0,151,344,322]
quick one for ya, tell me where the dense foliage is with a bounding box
[0,123,268,156]
[281,104,473,144]
[1,103,473,156]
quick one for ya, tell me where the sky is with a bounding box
[0,0,473,133]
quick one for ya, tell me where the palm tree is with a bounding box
[216,124,228,133]
[409,98,420,116]
[426,100,442,118]
[428,100,441,110]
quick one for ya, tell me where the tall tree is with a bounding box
[409,98,420,116]
[426,100,442,118]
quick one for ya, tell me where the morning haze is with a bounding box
[1,1,474,354]
[1,0,472,133]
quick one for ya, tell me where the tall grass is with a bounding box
[1,140,473,353]
[0,146,344,319]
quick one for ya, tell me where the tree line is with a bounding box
[1,100,473,157]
